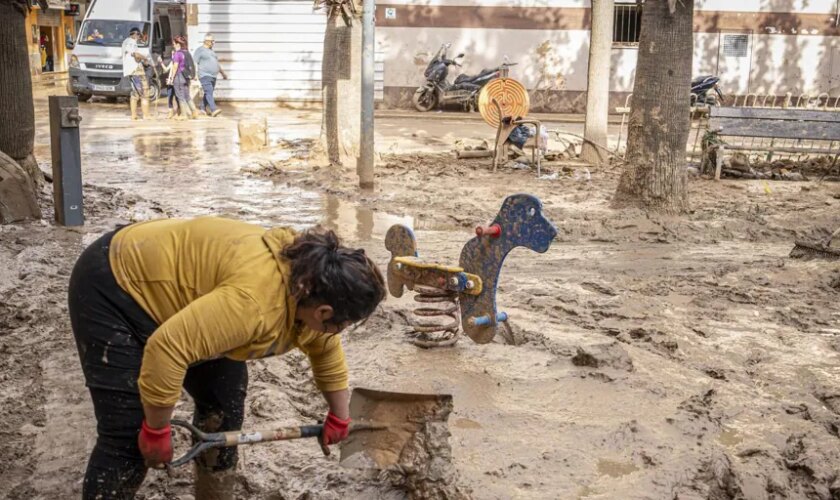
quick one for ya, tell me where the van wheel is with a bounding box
[148,82,160,102]
[75,93,92,103]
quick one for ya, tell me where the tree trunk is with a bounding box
[319,9,362,166]
[0,1,42,222]
[0,151,41,223]
[581,0,614,166]
[613,0,693,213]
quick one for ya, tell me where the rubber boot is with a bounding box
[194,464,235,500]
[130,98,139,120]
[167,109,174,119]
[140,99,150,120]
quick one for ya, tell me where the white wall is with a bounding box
[695,0,839,13]
[379,26,591,91]
[749,34,836,94]
[380,0,589,6]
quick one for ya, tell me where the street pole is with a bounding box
[581,0,614,166]
[358,0,375,189]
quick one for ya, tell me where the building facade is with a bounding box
[375,0,840,111]
[25,1,87,79]
[171,0,840,111]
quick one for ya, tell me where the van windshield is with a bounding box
[79,20,150,47]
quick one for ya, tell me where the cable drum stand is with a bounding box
[385,194,558,348]
[478,71,543,176]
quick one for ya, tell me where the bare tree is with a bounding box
[613,0,693,213]
[0,0,42,222]
[581,0,614,166]
[316,0,362,166]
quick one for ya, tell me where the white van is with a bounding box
[67,0,186,102]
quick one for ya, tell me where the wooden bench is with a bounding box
[706,107,840,180]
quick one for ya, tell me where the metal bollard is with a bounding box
[48,96,84,226]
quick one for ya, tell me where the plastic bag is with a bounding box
[507,125,533,148]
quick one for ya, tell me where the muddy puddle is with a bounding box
[2,98,839,499]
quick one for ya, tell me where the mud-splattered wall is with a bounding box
[376,0,840,112]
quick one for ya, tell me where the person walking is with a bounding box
[68,217,387,499]
[167,35,198,120]
[193,34,227,117]
[122,27,150,120]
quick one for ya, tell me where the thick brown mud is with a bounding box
[1,99,839,499]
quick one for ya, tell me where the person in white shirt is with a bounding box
[122,27,149,120]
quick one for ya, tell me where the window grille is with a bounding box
[722,34,749,57]
[613,1,643,47]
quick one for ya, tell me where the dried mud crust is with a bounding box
[0,184,168,499]
[252,151,840,498]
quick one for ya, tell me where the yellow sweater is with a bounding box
[109,217,348,407]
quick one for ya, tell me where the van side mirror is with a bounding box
[66,40,75,50]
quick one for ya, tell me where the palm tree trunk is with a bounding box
[0,0,42,222]
[613,0,693,213]
[319,9,362,166]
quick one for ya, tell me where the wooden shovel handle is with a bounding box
[169,420,324,467]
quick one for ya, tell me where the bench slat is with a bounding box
[710,117,840,140]
[711,107,840,123]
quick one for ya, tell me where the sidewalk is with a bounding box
[375,109,627,124]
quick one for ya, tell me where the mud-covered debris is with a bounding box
[238,117,268,152]
[571,342,633,371]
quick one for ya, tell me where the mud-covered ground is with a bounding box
[1,99,840,499]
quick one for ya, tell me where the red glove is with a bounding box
[321,412,351,446]
[138,420,173,467]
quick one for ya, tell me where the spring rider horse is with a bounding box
[385,194,557,347]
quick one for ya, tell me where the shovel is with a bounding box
[169,387,452,468]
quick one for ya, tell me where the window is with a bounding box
[613,1,643,47]
[79,20,150,47]
[722,34,749,57]
[158,15,171,43]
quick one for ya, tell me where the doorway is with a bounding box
[38,26,57,72]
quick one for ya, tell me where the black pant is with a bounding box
[69,229,248,499]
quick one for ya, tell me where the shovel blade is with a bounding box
[339,388,453,469]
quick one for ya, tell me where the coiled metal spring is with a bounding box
[407,285,460,348]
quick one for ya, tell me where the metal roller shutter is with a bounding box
[188,0,383,102]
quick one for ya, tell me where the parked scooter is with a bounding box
[691,75,724,107]
[413,43,517,112]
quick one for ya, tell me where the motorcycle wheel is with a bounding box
[412,87,438,112]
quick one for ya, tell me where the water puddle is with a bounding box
[323,195,415,242]
[716,426,743,447]
[596,459,638,478]
[37,121,429,242]
[453,417,482,429]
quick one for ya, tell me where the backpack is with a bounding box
[181,50,195,80]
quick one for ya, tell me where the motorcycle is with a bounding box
[412,43,516,112]
[691,75,724,107]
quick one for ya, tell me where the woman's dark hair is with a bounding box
[282,228,386,326]
[174,35,188,50]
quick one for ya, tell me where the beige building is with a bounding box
[25,1,87,79]
[375,0,840,111]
